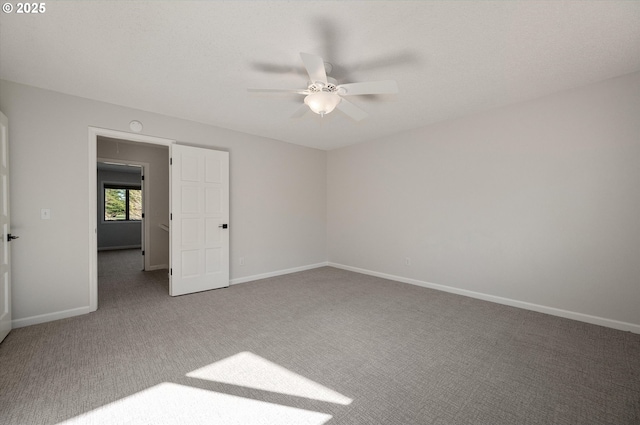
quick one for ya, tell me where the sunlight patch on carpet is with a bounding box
[187,351,353,405]
[57,382,332,425]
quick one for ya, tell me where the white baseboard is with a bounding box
[12,263,328,328]
[16,262,637,334]
[12,305,95,329]
[146,264,169,271]
[98,245,141,251]
[328,262,640,334]
[230,262,329,285]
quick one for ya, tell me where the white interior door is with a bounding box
[170,145,229,296]
[0,112,12,343]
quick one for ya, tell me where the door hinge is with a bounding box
[170,213,172,220]
[141,175,144,181]
[170,268,173,275]
[170,158,173,165]
[142,250,145,255]
[142,213,145,218]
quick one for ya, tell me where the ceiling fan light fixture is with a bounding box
[249,52,397,121]
[304,92,341,116]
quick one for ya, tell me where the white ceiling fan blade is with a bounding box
[300,52,327,84]
[336,98,368,121]
[337,80,398,95]
[248,88,308,94]
[291,104,309,119]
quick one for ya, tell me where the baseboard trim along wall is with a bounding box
[328,262,640,334]
[15,262,637,334]
[12,305,94,329]
[230,262,329,285]
[12,263,327,328]
[146,264,169,271]
[97,245,142,251]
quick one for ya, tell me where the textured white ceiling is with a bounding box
[2,1,640,150]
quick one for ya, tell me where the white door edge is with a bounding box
[0,111,11,343]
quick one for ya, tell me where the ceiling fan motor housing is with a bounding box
[308,77,338,93]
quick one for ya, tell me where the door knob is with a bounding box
[7,234,18,242]
[218,224,228,229]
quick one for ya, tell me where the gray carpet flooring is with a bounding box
[0,249,638,424]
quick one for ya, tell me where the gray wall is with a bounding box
[97,166,143,251]
[328,71,640,329]
[2,71,638,331]
[1,79,327,325]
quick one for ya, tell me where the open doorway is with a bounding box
[96,162,146,304]
[97,137,170,270]
[92,133,171,308]
[97,161,144,267]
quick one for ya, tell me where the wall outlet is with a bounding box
[405,257,411,266]
[239,257,245,266]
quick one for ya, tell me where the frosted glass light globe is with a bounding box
[304,92,341,116]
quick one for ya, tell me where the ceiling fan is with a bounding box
[248,52,398,121]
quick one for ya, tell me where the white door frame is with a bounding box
[88,127,174,311]
[97,158,149,268]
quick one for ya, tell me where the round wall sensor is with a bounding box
[129,120,143,132]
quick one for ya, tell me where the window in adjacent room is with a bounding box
[104,185,142,221]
